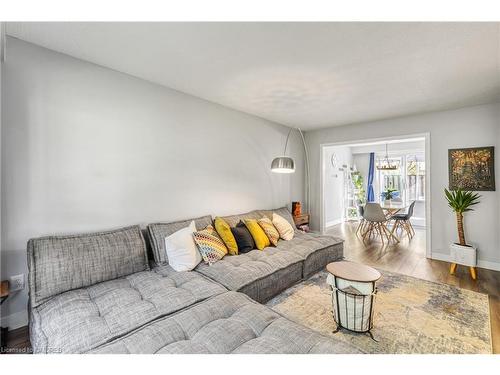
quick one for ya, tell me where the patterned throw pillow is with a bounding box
[214,217,238,255]
[192,225,228,265]
[258,217,280,246]
[244,219,270,250]
[272,213,295,240]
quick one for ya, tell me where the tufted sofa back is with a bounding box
[147,215,213,265]
[147,207,296,265]
[27,225,149,307]
[219,206,295,229]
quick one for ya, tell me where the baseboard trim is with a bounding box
[430,252,450,262]
[1,310,28,330]
[477,259,500,272]
[325,219,343,228]
[431,252,500,271]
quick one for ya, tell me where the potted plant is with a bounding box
[381,188,397,203]
[351,172,366,204]
[444,188,481,279]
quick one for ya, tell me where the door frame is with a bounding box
[319,132,431,258]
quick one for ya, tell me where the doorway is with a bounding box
[320,134,431,258]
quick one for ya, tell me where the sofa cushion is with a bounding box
[277,232,344,278]
[276,231,342,258]
[148,215,213,264]
[27,225,149,308]
[238,261,303,303]
[88,291,361,354]
[195,247,303,292]
[195,231,344,303]
[195,247,303,302]
[30,265,226,353]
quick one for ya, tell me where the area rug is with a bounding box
[266,270,492,354]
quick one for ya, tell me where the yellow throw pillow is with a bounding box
[244,219,270,250]
[272,213,295,240]
[258,217,280,246]
[214,217,238,255]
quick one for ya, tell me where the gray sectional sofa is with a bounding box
[27,207,353,354]
[148,208,343,303]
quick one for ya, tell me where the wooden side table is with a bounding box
[293,213,310,231]
[0,280,9,304]
[1,280,10,348]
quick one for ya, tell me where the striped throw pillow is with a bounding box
[272,213,295,240]
[258,217,280,246]
[192,225,228,265]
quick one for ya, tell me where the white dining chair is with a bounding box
[389,201,416,239]
[362,203,399,244]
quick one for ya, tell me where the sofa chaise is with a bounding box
[27,207,354,354]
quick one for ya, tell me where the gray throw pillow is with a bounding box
[230,220,255,253]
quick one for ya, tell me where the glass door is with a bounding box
[377,152,426,226]
[406,153,425,202]
[377,156,404,201]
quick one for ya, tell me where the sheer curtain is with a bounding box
[367,152,375,202]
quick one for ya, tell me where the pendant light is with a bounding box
[377,143,398,170]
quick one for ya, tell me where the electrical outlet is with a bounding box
[9,274,25,292]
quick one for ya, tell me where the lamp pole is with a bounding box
[271,127,310,213]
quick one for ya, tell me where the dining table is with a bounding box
[359,201,411,244]
[379,200,410,216]
[363,200,411,243]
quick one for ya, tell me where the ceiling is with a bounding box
[6,22,500,130]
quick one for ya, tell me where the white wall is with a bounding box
[307,103,500,270]
[323,145,352,227]
[0,37,305,327]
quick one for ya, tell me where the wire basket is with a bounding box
[327,273,377,333]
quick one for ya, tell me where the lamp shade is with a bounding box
[271,156,295,173]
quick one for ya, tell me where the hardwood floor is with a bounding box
[327,221,500,354]
[3,221,500,353]
[1,325,30,354]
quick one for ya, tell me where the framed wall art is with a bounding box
[448,146,495,191]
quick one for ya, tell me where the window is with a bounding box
[377,156,403,200]
[377,153,425,202]
[406,153,425,201]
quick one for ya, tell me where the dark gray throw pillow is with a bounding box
[231,220,255,253]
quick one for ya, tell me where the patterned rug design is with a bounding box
[266,270,492,353]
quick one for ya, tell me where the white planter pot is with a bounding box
[450,243,477,267]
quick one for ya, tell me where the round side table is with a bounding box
[326,261,381,340]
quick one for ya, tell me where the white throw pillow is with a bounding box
[272,213,295,240]
[164,221,202,271]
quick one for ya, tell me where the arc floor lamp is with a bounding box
[271,128,310,212]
